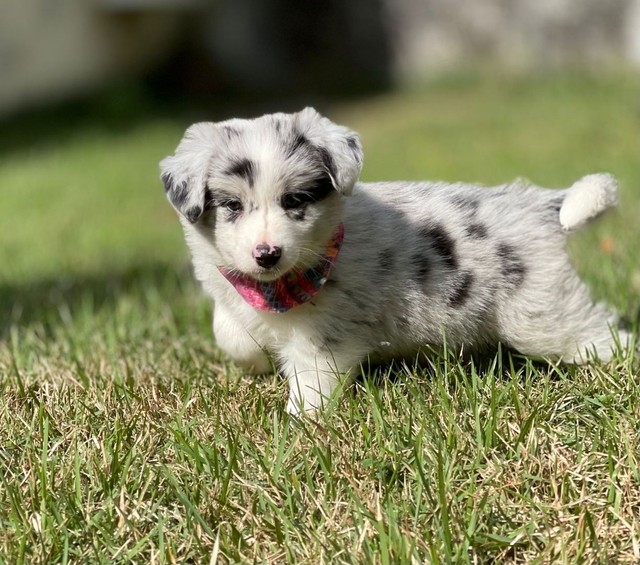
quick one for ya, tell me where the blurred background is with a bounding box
[2,0,640,115]
[1,0,639,332]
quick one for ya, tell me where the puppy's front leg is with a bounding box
[279,338,360,415]
[213,304,272,375]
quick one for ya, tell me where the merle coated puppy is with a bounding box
[161,107,631,414]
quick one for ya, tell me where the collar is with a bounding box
[218,223,344,313]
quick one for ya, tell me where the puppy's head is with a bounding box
[160,108,363,280]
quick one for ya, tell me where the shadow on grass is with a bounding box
[358,347,553,384]
[0,262,202,339]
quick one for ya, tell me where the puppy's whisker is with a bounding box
[298,247,326,265]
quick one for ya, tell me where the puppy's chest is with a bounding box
[213,271,323,335]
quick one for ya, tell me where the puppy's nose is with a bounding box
[253,243,282,269]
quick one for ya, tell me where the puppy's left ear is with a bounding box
[297,107,364,196]
[160,122,217,223]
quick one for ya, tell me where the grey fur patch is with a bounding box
[411,251,431,281]
[378,248,395,271]
[452,194,480,213]
[342,289,368,311]
[497,242,526,287]
[324,335,341,347]
[448,271,474,307]
[466,223,489,239]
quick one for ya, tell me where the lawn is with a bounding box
[0,70,639,564]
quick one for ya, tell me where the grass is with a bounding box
[1,69,639,564]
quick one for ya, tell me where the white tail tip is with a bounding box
[559,173,619,231]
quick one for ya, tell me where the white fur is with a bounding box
[560,173,619,231]
[160,108,633,415]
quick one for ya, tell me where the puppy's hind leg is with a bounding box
[499,256,630,365]
[560,303,631,364]
[554,173,629,362]
[502,300,626,365]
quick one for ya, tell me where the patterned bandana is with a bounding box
[218,223,344,313]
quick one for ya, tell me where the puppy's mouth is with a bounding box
[217,260,298,283]
[248,266,294,282]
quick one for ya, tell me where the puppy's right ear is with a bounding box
[160,122,217,223]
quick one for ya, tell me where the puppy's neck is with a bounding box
[218,223,344,313]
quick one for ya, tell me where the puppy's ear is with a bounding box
[297,107,363,196]
[160,122,217,223]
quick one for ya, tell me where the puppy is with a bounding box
[160,107,631,414]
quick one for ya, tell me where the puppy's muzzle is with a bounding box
[253,243,282,269]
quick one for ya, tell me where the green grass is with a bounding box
[1,70,639,564]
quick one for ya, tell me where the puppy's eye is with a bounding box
[281,193,310,210]
[221,200,243,213]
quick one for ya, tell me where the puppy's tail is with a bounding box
[559,173,618,231]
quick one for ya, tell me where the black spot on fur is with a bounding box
[466,223,489,239]
[379,248,395,271]
[222,126,239,139]
[287,131,309,158]
[185,205,202,223]
[420,225,458,270]
[497,243,526,287]
[162,172,204,221]
[225,159,256,187]
[166,179,190,209]
[411,252,431,281]
[161,172,173,193]
[346,136,359,151]
[317,146,336,179]
[203,187,215,211]
[308,173,335,201]
[281,173,335,217]
[448,271,473,307]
